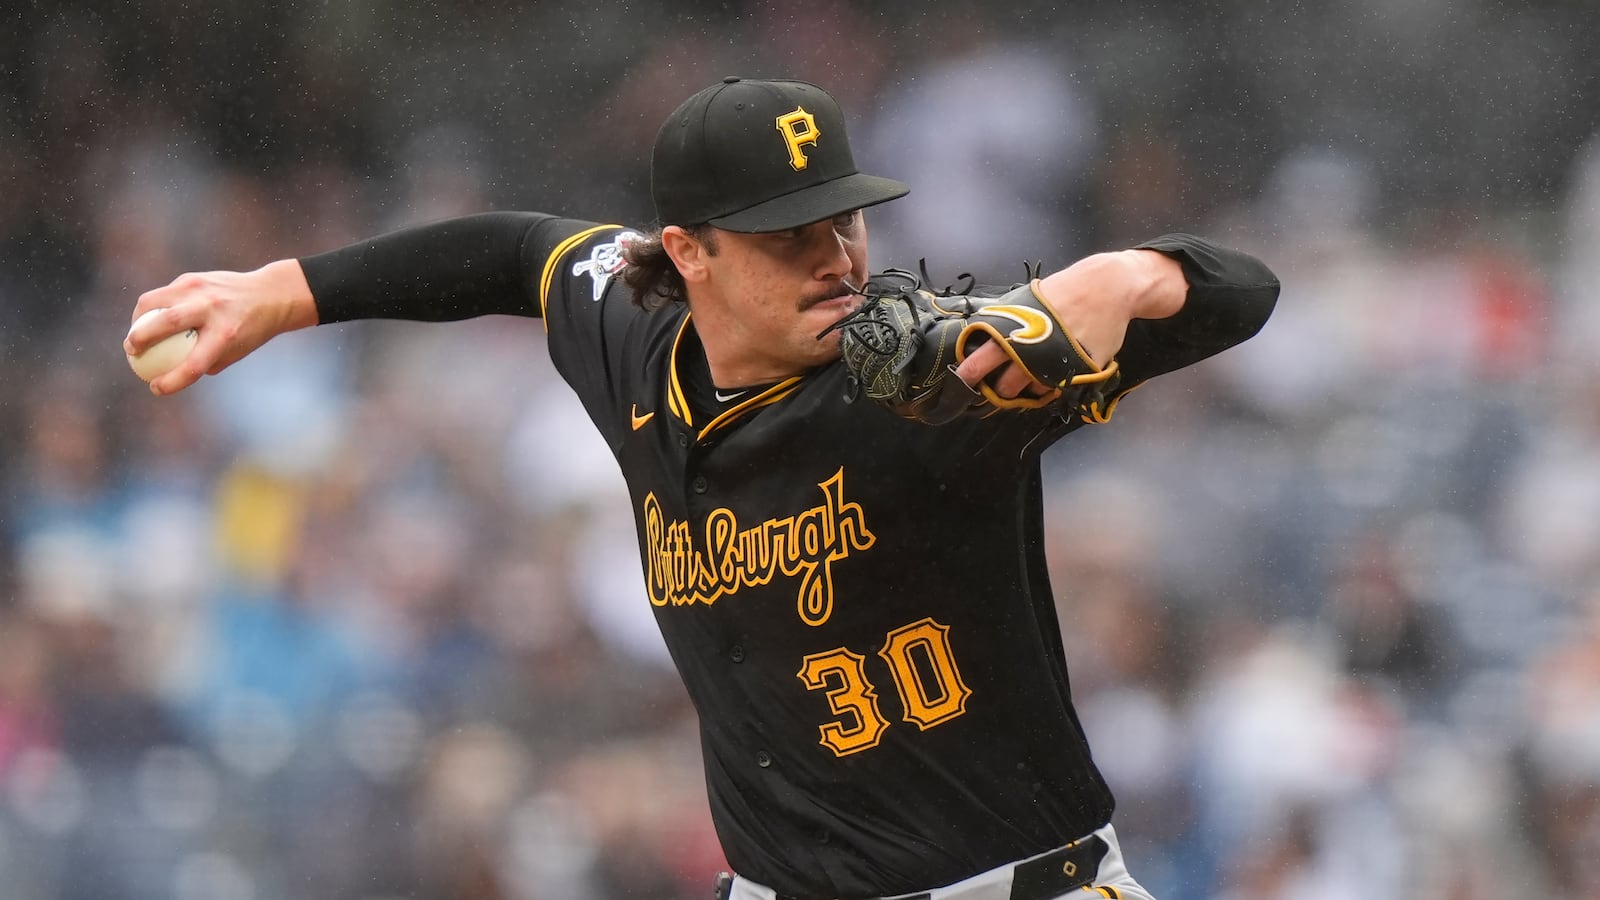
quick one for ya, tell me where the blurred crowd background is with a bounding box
[4,0,1600,898]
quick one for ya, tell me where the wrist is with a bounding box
[1122,249,1187,320]
[257,258,321,330]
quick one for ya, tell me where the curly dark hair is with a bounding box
[620,225,718,311]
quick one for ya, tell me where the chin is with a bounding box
[811,330,844,361]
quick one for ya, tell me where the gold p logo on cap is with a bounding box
[775,107,820,171]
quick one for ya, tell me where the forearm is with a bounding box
[258,259,321,331]
[1037,248,1187,321]
[1026,246,1188,369]
[1131,233,1279,344]
[1114,234,1280,378]
[299,211,551,323]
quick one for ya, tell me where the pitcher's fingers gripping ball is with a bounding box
[823,266,1121,425]
[125,309,199,382]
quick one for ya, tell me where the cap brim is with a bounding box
[707,173,910,233]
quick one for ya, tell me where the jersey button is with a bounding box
[755,750,772,768]
[677,433,689,448]
[729,644,745,663]
[692,475,708,494]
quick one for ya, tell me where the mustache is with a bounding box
[798,278,860,311]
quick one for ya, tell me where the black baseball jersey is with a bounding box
[302,213,1279,898]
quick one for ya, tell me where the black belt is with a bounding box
[1008,834,1111,899]
[714,834,1111,900]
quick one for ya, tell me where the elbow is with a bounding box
[1238,277,1281,342]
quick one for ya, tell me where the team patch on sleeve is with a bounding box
[572,230,643,302]
[539,224,625,323]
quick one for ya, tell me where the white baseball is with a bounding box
[126,309,198,382]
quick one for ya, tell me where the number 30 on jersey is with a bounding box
[797,617,973,756]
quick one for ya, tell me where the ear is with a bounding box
[661,226,714,285]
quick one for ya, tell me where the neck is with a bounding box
[702,340,800,388]
[687,303,804,389]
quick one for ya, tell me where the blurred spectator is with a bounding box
[1320,525,1461,714]
[1189,625,1405,899]
[861,19,1099,277]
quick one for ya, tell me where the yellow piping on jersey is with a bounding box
[538,224,623,329]
[667,316,694,427]
[697,377,804,441]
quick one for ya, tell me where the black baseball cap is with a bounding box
[651,77,909,233]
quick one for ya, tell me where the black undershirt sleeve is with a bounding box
[1113,233,1281,384]
[299,211,553,324]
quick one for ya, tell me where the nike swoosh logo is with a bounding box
[715,390,747,402]
[630,405,655,430]
[976,305,1054,343]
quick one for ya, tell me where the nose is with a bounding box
[812,226,852,282]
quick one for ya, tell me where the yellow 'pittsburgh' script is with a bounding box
[642,468,874,626]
